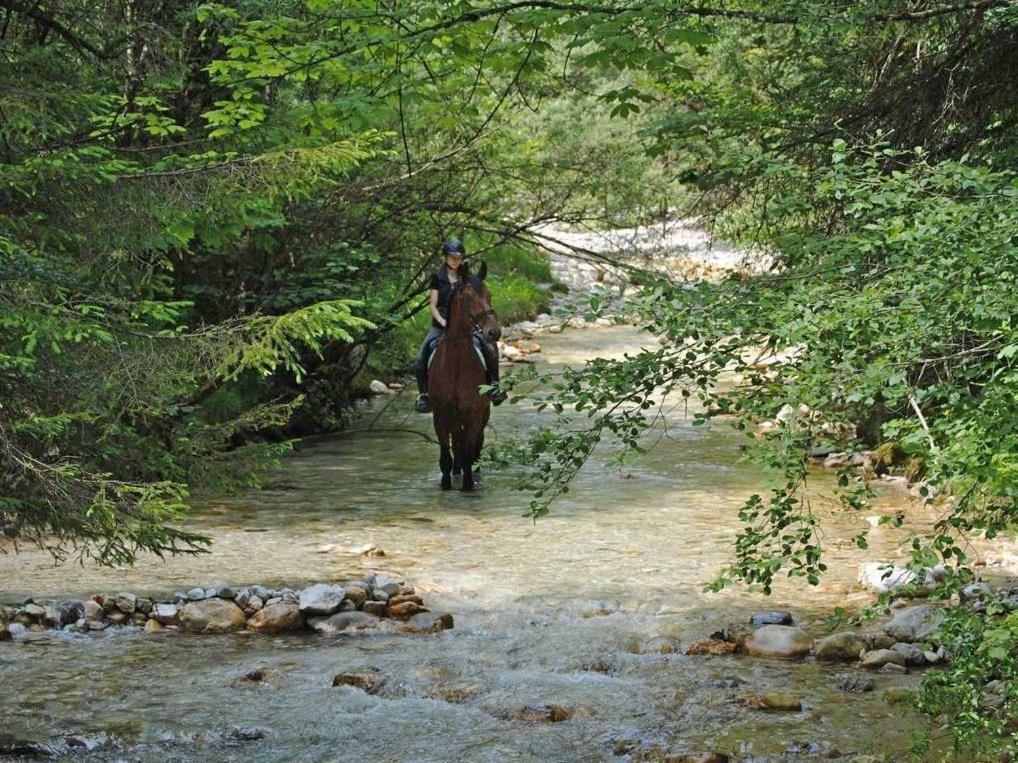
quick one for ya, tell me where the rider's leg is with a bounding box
[415,327,442,413]
[480,339,506,405]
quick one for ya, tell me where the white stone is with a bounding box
[298,583,346,616]
[368,379,388,394]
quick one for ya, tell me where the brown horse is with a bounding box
[428,263,501,491]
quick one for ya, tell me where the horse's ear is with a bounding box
[478,261,488,281]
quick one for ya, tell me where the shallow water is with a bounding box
[0,326,938,761]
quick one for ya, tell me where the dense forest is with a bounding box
[2,1,1015,755]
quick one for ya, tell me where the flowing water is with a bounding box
[0,326,940,761]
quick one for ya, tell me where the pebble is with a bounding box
[186,588,205,601]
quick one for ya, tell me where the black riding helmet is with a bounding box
[442,238,466,256]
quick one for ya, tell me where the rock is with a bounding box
[246,595,264,614]
[368,379,388,394]
[179,599,247,634]
[857,563,935,595]
[402,612,454,634]
[264,597,282,607]
[347,543,377,555]
[135,597,153,615]
[362,601,387,617]
[100,595,117,614]
[812,632,867,662]
[371,589,389,603]
[7,622,28,638]
[208,583,235,599]
[388,593,424,607]
[861,649,907,670]
[232,668,277,686]
[711,623,754,646]
[373,576,401,597]
[343,585,368,609]
[186,587,206,601]
[130,612,148,626]
[823,452,850,468]
[749,611,793,628]
[108,610,128,626]
[510,704,572,723]
[144,618,164,632]
[83,600,105,623]
[247,601,304,633]
[388,601,428,619]
[307,611,380,635]
[883,605,946,643]
[234,589,251,609]
[87,619,108,631]
[153,603,179,625]
[59,600,84,625]
[115,592,137,613]
[0,623,10,641]
[739,692,802,711]
[298,584,346,616]
[41,605,61,628]
[861,629,897,651]
[23,603,45,620]
[835,673,875,693]
[685,638,737,656]
[251,585,272,600]
[890,642,927,666]
[742,625,812,659]
[332,670,387,694]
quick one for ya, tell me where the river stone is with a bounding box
[742,625,812,659]
[108,610,128,626]
[373,576,401,597]
[835,673,875,693]
[739,692,802,711]
[332,670,387,694]
[388,593,424,607]
[246,595,264,614]
[511,704,573,723]
[179,599,247,634]
[857,563,934,595]
[388,601,428,619]
[131,612,148,626]
[750,611,793,628]
[402,612,454,634]
[343,584,369,608]
[60,600,84,625]
[960,582,992,604]
[144,618,164,632]
[298,584,346,616]
[883,605,945,643]
[247,602,304,633]
[83,600,105,623]
[371,589,389,603]
[362,601,387,617]
[251,585,272,600]
[41,605,62,628]
[812,632,867,662]
[186,587,206,601]
[153,603,179,625]
[861,648,907,670]
[891,642,927,666]
[307,611,380,635]
[685,638,737,656]
[0,623,10,641]
[23,603,45,619]
[115,592,137,613]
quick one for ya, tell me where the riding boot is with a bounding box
[483,344,506,406]
[414,357,431,413]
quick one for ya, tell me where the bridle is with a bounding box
[445,282,498,340]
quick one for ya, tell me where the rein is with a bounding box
[444,284,497,340]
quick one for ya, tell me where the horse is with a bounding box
[428,263,501,491]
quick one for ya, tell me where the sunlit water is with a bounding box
[1,327,939,761]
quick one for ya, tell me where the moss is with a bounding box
[882,687,915,705]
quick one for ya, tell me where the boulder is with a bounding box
[135,597,153,615]
[343,584,369,609]
[402,612,454,634]
[742,625,812,659]
[247,601,304,634]
[332,670,387,694]
[115,592,137,613]
[749,611,793,628]
[144,618,164,632]
[883,605,945,643]
[179,599,247,634]
[860,649,907,670]
[152,603,179,625]
[373,576,401,597]
[307,611,380,635]
[298,584,346,616]
[857,563,934,595]
[812,632,867,662]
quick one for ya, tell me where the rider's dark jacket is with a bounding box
[427,264,457,327]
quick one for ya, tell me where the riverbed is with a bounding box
[0,326,939,761]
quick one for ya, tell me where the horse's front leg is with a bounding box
[457,430,475,492]
[434,415,453,490]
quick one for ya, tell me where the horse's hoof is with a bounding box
[461,481,474,492]
[441,477,452,490]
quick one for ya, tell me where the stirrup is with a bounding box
[415,393,432,413]
[489,387,507,406]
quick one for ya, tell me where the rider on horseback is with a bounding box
[415,238,505,414]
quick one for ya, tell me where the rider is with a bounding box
[414,238,504,413]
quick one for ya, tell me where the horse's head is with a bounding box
[455,262,501,344]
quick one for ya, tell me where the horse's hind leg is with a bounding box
[456,433,475,492]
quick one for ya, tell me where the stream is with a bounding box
[0,325,939,761]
